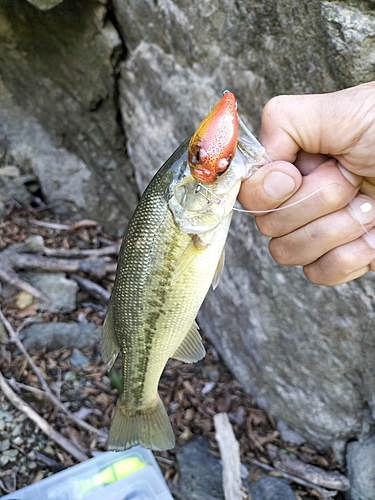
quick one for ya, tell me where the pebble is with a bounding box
[0,438,10,451]
[12,436,24,446]
[12,422,24,437]
[248,473,296,500]
[20,272,78,313]
[69,348,90,369]
[276,420,305,446]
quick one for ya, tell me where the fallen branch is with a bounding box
[267,443,350,491]
[71,274,111,302]
[247,457,337,499]
[0,370,88,462]
[0,237,116,299]
[0,309,108,442]
[214,413,250,500]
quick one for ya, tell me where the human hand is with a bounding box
[238,82,375,285]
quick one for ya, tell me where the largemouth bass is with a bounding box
[102,91,269,451]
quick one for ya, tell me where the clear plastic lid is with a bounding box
[2,447,173,500]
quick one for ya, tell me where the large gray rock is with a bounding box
[113,0,375,468]
[0,0,137,234]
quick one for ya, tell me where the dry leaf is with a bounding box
[17,302,40,318]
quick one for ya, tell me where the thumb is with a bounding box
[238,161,302,212]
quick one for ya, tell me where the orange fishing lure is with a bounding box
[188,91,238,184]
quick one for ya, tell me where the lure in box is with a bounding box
[2,447,173,500]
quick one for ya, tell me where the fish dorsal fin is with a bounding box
[101,302,120,370]
[172,321,205,363]
[212,247,225,290]
[171,235,206,286]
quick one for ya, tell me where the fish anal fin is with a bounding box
[101,302,120,370]
[172,321,205,363]
[212,246,225,290]
[107,396,175,452]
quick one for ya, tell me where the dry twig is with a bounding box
[0,309,108,441]
[0,370,88,462]
[0,237,116,300]
[247,457,337,499]
[214,413,250,500]
[71,274,111,302]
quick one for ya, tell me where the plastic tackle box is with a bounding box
[2,446,173,500]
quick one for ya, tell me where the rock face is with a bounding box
[1,0,375,496]
[0,0,138,234]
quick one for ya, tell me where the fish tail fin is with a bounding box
[108,396,175,451]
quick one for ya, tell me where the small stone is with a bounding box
[12,423,24,437]
[21,272,78,313]
[276,420,305,446]
[248,473,296,500]
[0,454,9,466]
[28,461,37,470]
[0,410,13,421]
[6,449,19,461]
[0,420,5,431]
[12,436,24,446]
[0,439,10,451]
[44,445,55,456]
[69,348,90,369]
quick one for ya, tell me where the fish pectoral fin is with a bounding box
[172,321,205,363]
[171,236,206,286]
[101,302,120,370]
[212,246,225,290]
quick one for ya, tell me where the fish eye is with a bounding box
[196,149,200,162]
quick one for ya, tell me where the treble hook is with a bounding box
[195,184,222,205]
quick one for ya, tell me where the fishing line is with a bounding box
[232,181,375,247]
[232,184,339,214]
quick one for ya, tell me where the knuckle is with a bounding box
[330,246,358,275]
[318,183,345,211]
[255,216,283,238]
[269,238,293,265]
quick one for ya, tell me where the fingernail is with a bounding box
[338,163,362,186]
[350,196,375,224]
[263,172,296,199]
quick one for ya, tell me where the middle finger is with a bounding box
[268,195,375,266]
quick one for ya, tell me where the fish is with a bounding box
[102,91,270,451]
